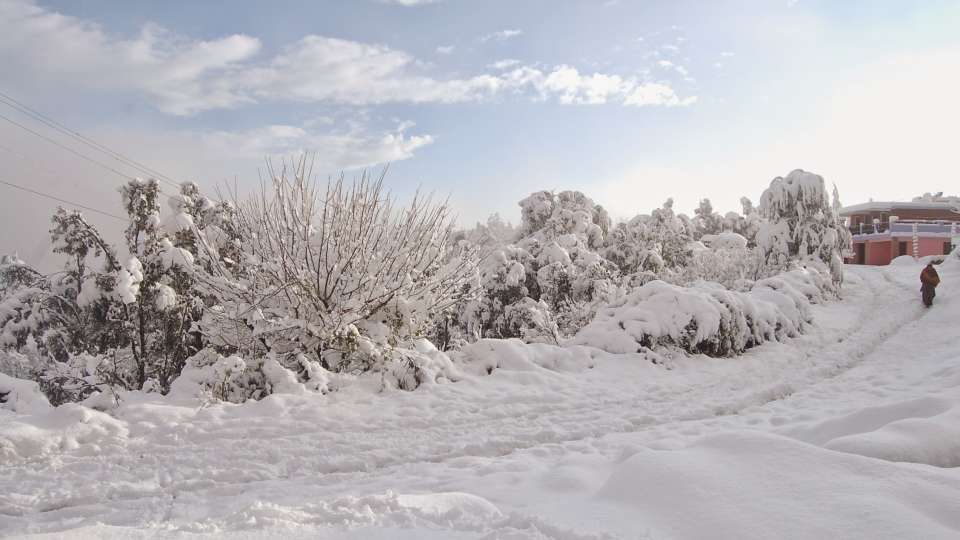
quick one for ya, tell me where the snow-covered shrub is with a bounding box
[380,339,463,391]
[603,217,665,276]
[32,352,109,406]
[506,192,617,336]
[516,192,616,309]
[668,233,754,289]
[170,349,258,402]
[0,350,32,380]
[171,348,334,402]
[518,190,610,246]
[720,197,762,247]
[459,245,540,340]
[0,373,52,414]
[439,190,619,345]
[570,265,827,357]
[170,338,459,402]
[603,198,693,277]
[503,297,560,344]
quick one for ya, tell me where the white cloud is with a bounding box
[488,58,522,70]
[480,29,523,43]
[656,59,690,78]
[540,66,632,105]
[0,0,262,115]
[435,45,455,55]
[514,65,695,107]
[0,1,693,114]
[201,121,434,170]
[238,36,504,106]
[624,82,696,107]
[720,51,735,57]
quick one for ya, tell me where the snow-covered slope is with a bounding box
[3,261,960,539]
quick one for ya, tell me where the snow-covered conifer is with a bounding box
[756,169,848,288]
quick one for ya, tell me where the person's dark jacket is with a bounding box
[921,265,941,287]
[921,264,941,306]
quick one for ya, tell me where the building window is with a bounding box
[899,241,909,256]
[946,242,954,255]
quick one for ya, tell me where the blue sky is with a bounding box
[1,0,959,265]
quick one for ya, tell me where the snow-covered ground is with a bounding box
[3,260,960,539]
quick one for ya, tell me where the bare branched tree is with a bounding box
[196,156,478,370]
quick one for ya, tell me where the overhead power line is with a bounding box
[0,111,142,182]
[0,90,226,206]
[0,138,175,201]
[0,178,127,221]
[0,90,183,189]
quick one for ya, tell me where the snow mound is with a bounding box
[397,492,504,520]
[783,396,953,446]
[891,255,919,267]
[457,338,595,374]
[823,404,960,468]
[0,403,128,460]
[0,373,52,414]
[597,430,960,540]
[702,231,748,250]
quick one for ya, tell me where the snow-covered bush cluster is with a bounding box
[436,169,847,350]
[571,265,829,357]
[0,165,850,405]
[0,160,479,404]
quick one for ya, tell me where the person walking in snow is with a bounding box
[920,262,941,307]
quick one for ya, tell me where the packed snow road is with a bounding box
[3,259,960,539]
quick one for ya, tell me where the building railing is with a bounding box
[849,219,960,237]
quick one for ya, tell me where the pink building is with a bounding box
[840,195,960,266]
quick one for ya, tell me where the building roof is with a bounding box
[840,200,960,216]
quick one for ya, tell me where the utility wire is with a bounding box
[0,91,226,205]
[0,178,127,221]
[0,111,142,182]
[0,91,183,189]
[0,141,176,200]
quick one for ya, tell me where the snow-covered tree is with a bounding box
[513,190,617,335]
[195,161,478,386]
[693,198,724,238]
[603,216,665,278]
[670,232,754,289]
[756,169,848,288]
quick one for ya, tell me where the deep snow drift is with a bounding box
[3,260,960,539]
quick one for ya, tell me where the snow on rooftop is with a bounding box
[840,194,960,216]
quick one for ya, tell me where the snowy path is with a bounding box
[3,262,960,539]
